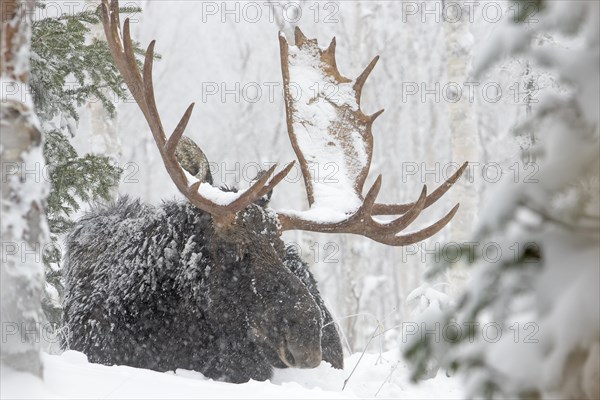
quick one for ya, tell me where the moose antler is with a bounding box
[277,28,467,245]
[100,0,294,220]
[101,3,465,245]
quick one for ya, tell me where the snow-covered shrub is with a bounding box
[404,1,599,398]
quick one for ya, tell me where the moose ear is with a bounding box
[175,136,213,185]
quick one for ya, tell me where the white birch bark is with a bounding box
[1,0,48,377]
[442,1,480,295]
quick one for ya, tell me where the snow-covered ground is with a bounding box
[1,351,462,399]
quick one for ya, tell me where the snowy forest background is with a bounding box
[1,0,598,399]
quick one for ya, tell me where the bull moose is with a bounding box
[63,0,467,383]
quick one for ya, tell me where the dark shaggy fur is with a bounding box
[63,196,343,383]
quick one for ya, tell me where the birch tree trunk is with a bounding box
[442,1,479,295]
[1,0,47,377]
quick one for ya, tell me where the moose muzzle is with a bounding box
[278,344,322,369]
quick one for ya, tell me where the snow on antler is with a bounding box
[279,27,383,213]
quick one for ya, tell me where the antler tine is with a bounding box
[354,56,379,105]
[379,185,427,232]
[257,161,296,198]
[381,204,460,246]
[345,179,428,235]
[102,0,294,218]
[100,2,123,70]
[166,103,195,156]
[370,109,385,123]
[109,0,120,28]
[224,164,278,211]
[142,39,168,143]
[356,184,428,235]
[372,162,469,215]
[361,175,383,213]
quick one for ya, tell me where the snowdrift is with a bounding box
[1,350,461,399]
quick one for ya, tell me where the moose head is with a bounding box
[66,0,468,382]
